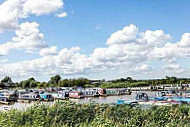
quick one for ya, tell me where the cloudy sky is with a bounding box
[0,0,190,81]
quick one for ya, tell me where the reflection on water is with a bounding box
[0,91,157,111]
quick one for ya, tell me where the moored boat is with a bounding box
[121,89,132,95]
[106,89,118,96]
[117,99,138,106]
[136,92,149,101]
[52,90,70,100]
[83,89,99,97]
[0,91,17,105]
[18,92,41,103]
[164,90,178,97]
[98,88,107,97]
[39,92,54,101]
[69,91,84,99]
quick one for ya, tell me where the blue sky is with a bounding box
[0,0,190,81]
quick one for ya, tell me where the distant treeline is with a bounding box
[0,75,190,89]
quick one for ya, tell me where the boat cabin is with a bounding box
[118,89,132,95]
[18,92,40,101]
[106,89,118,96]
[98,89,107,96]
[52,90,70,99]
[83,89,99,97]
[39,92,54,101]
[0,92,17,102]
[136,92,149,101]
[69,91,84,99]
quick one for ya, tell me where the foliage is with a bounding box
[18,78,39,88]
[1,76,12,83]
[48,75,61,85]
[0,101,190,127]
[2,75,190,89]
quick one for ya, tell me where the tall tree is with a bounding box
[49,75,61,85]
[1,76,12,83]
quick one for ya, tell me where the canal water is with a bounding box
[0,91,157,111]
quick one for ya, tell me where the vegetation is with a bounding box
[0,101,190,127]
[1,76,13,83]
[1,75,190,89]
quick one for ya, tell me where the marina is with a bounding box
[1,88,190,111]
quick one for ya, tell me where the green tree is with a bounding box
[126,77,133,82]
[48,75,61,85]
[1,76,12,83]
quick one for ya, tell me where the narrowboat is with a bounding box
[52,90,70,100]
[117,99,138,106]
[39,92,54,101]
[169,97,190,104]
[98,89,107,97]
[136,92,149,101]
[69,91,84,99]
[0,91,17,105]
[118,89,132,95]
[106,89,119,96]
[164,90,178,97]
[153,91,168,101]
[83,89,99,97]
[18,92,41,103]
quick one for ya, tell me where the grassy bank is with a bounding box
[0,101,190,127]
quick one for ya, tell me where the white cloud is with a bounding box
[150,43,177,61]
[177,33,190,47]
[0,59,8,63]
[163,64,180,70]
[0,47,93,78]
[1,24,190,80]
[23,0,63,16]
[39,46,57,56]
[0,22,47,55]
[55,12,67,18]
[0,0,64,32]
[107,24,139,45]
[134,64,152,72]
[0,0,22,32]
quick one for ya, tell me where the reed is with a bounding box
[0,101,190,127]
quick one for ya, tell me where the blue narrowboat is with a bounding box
[117,99,138,106]
[39,92,54,101]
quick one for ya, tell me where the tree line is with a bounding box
[0,75,90,88]
[0,75,190,89]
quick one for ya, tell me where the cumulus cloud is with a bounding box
[0,0,64,32]
[39,46,57,56]
[163,64,180,70]
[134,64,152,72]
[107,24,139,45]
[1,24,190,80]
[23,0,63,16]
[0,47,93,78]
[55,12,67,18]
[0,22,47,55]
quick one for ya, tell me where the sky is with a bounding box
[0,0,190,82]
